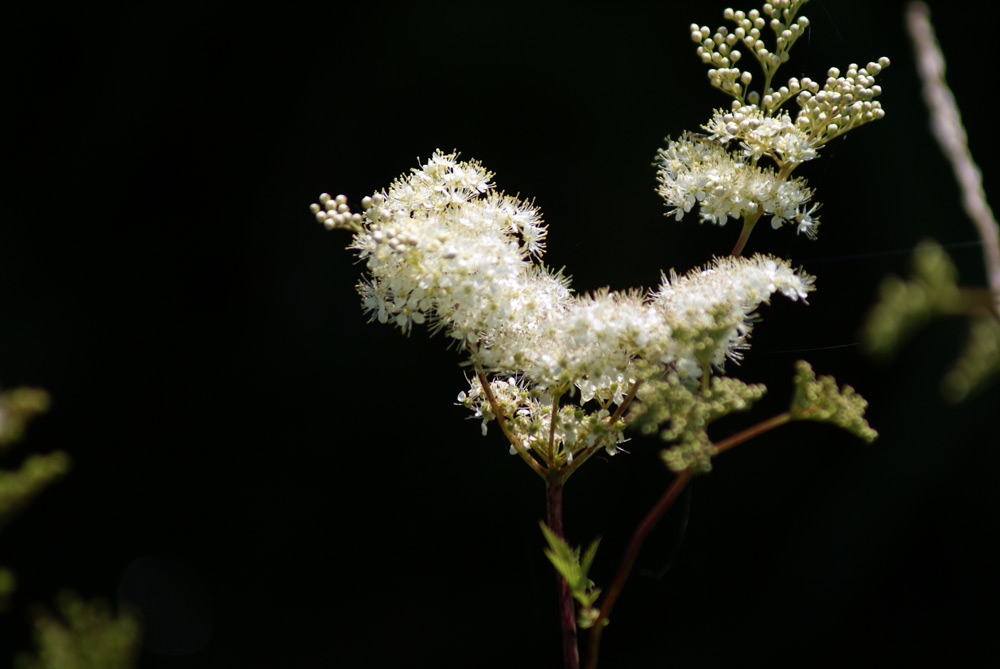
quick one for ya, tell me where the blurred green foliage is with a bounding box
[1,386,140,667]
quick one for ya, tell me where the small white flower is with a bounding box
[656,136,815,233]
[653,254,815,372]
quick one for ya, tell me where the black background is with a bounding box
[4,1,998,667]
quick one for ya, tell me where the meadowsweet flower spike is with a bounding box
[667,1,889,249]
[311,151,551,342]
[316,151,815,406]
[653,254,814,377]
[655,135,817,234]
[313,2,891,664]
[474,253,813,393]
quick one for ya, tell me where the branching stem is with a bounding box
[560,381,640,480]
[584,410,792,669]
[584,468,693,669]
[607,380,639,427]
[474,367,546,479]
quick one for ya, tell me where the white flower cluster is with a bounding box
[457,375,628,460]
[652,254,815,377]
[663,1,888,242]
[656,136,818,235]
[313,152,815,410]
[703,107,816,165]
[318,152,550,342]
[479,288,662,400]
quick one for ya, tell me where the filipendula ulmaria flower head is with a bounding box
[315,153,814,468]
[312,151,554,345]
[657,0,889,241]
[652,253,814,378]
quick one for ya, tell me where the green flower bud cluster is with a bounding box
[789,360,877,443]
[862,239,1000,402]
[631,373,766,473]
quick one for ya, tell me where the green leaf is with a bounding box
[539,522,605,629]
[539,522,581,587]
[580,538,601,580]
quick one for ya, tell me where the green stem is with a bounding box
[730,210,762,257]
[547,478,580,669]
[700,364,711,394]
[730,164,797,257]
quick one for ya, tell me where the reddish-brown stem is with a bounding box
[584,468,693,669]
[714,412,791,455]
[474,368,546,479]
[547,479,580,669]
[606,381,639,427]
[584,411,792,668]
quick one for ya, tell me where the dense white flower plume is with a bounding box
[313,152,814,402]
[660,0,890,242]
[656,135,817,234]
[653,254,814,377]
[312,0,884,479]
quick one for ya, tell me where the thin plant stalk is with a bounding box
[546,478,580,669]
[731,210,762,256]
[907,2,1000,318]
[584,411,792,669]
[475,367,546,479]
[584,469,693,669]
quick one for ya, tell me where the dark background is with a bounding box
[4,1,998,667]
